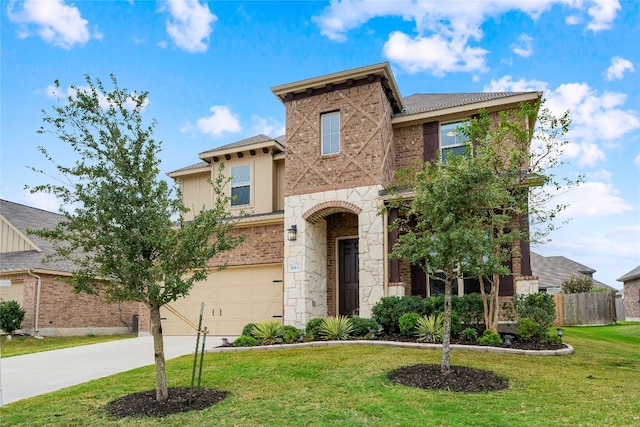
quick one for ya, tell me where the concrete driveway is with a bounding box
[0,335,227,406]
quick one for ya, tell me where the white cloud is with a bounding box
[24,191,61,213]
[250,115,285,137]
[549,181,633,219]
[511,33,533,57]
[634,153,640,169]
[162,0,216,53]
[605,56,635,81]
[183,105,242,137]
[382,31,488,76]
[6,0,98,49]
[563,141,606,167]
[312,0,621,75]
[586,0,620,31]
[483,75,548,92]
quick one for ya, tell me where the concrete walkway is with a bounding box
[0,335,227,406]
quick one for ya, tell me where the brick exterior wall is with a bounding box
[0,272,140,335]
[207,223,284,267]
[624,278,640,320]
[325,212,359,316]
[393,124,423,174]
[284,82,394,196]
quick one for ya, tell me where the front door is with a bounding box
[339,239,359,316]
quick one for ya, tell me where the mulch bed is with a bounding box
[388,364,509,393]
[105,387,228,418]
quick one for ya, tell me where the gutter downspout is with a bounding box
[27,270,42,337]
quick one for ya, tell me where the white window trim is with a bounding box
[440,120,470,162]
[321,111,340,156]
[230,164,251,207]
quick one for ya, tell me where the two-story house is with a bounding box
[159,62,541,336]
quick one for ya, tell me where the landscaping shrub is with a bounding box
[372,296,424,334]
[506,292,557,339]
[417,313,444,343]
[281,325,302,344]
[399,312,420,336]
[251,319,284,345]
[350,317,379,338]
[477,329,502,346]
[452,293,485,330]
[516,317,540,341]
[422,294,444,317]
[241,322,257,337]
[561,274,593,294]
[460,327,478,343]
[232,335,258,347]
[305,318,325,339]
[317,316,354,340]
[541,334,563,345]
[0,300,25,335]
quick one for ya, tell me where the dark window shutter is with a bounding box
[423,121,439,163]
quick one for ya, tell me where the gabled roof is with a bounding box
[617,265,640,282]
[531,251,610,290]
[400,93,538,115]
[0,199,76,274]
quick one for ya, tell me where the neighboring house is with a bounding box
[617,266,640,321]
[158,62,542,336]
[0,199,141,336]
[531,251,612,294]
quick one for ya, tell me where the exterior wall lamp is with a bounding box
[287,225,297,241]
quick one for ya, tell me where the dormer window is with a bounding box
[440,121,470,162]
[321,111,340,155]
[231,164,250,206]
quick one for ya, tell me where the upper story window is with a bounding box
[440,121,470,162]
[230,164,250,206]
[321,111,340,155]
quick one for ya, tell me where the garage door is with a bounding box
[161,264,283,336]
[0,280,24,305]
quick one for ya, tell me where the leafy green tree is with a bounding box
[561,274,594,293]
[390,153,505,374]
[28,75,244,402]
[460,101,579,332]
[0,300,26,335]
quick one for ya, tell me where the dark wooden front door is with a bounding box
[339,239,359,316]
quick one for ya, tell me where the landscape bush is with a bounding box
[241,323,257,337]
[232,335,258,347]
[477,329,502,346]
[460,327,479,343]
[251,319,284,345]
[417,313,444,343]
[398,312,420,336]
[372,296,424,334]
[317,316,353,340]
[350,317,380,338]
[305,318,325,339]
[506,292,557,339]
[453,293,485,330]
[281,325,302,343]
[0,300,26,335]
[516,317,540,341]
[561,274,593,294]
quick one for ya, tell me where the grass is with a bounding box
[1,323,639,426]
[0,334,135,357]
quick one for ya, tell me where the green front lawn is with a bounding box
[0,334,135,357]
[1,323,638,426]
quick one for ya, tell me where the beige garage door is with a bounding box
[161,264,283,336]
[0,280,24,305]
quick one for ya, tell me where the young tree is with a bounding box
[461,101,579,332]
[390,153,506,374]
[28,75,245,402]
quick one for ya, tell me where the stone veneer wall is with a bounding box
[284,185,385,328]
[624,278,640,321]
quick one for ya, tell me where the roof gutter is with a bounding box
[27,270,42,336]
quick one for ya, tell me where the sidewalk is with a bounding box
[0,335,225,405]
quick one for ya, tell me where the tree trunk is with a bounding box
[491,274,501,332]
[441,271,453,375]
[150,302,168,402]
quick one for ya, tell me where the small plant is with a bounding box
[241,322,257,337]
[561,274,594,294]
[477,329,502,346]
[504,292,557,339]
[541,334,563,345]
[460,327,479,343]
[232,335,258,347]
[305,318,325,339]
[416,313,444,343]
[350,317,380,338]
[372,296,424,334]
[398,312,420,336]
[516,317,540,341]
[281,325,302,343]
[0,300,26,335]
[317,316,354,340]
[251,319,284,345]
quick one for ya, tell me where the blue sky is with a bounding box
[1,0,638,289]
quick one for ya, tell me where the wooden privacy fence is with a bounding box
[552,290,617,326]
